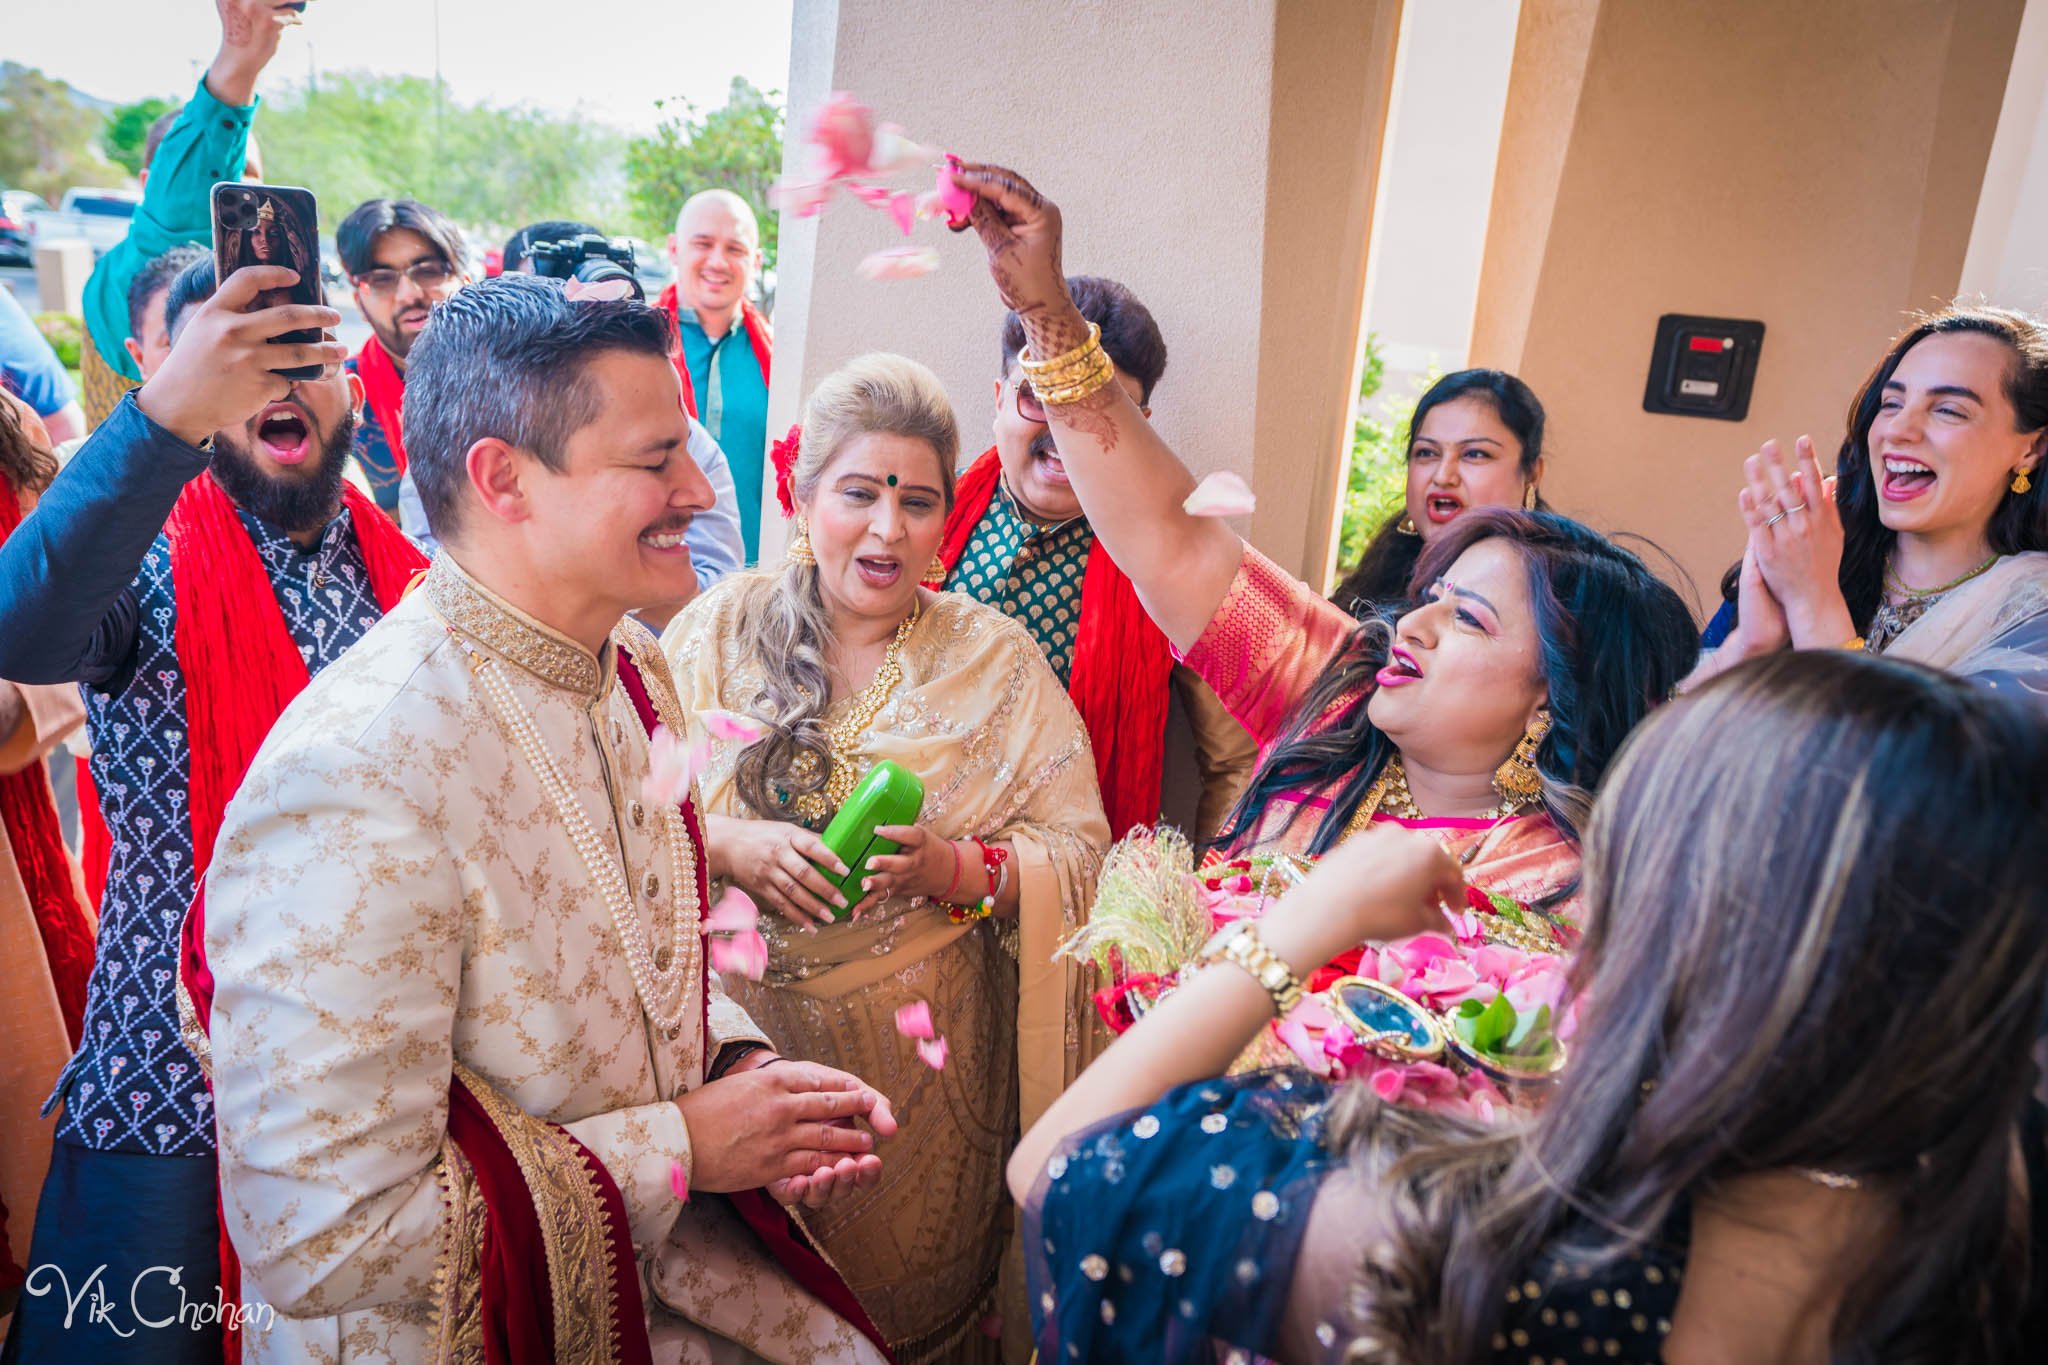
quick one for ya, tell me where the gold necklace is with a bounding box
[461,639,700,1035]
[1883,552,2000,600]
[1342,753,1533,841]
[791,605,921,824]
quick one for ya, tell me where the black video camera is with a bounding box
[525,233,644,300]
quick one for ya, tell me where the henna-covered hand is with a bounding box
[949,162,1087,357]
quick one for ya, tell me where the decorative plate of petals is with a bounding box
[562,277,633,303]
[705,888,759,934]
[915,1035,949,1070]
[700,709,769,745]
[894,999,935,1040]
[709,928,769,981]
[858,245,940,281]
[1182,471,1257,518]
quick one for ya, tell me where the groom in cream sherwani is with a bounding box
[201,275,896,1364]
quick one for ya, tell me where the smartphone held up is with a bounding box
[211,181,325,381]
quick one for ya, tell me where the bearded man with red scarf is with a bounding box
[934,276,1256,841]
[0,259,422,1363]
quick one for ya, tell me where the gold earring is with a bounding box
[1396,515,1419,536]
[2014,469,2034,496]
[1523,483,1540,511]
[787,518,817,566]
[1492,710,1550,809]
[925,554,949,584]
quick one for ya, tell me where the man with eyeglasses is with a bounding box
[337,197,470,522]
[932,275,1256,844]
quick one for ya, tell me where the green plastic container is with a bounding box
[811,760,925,918]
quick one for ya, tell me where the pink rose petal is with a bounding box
[701,709,769,745]
[932,155,975,229]
[769,177,835,217]
[810,92,876,180]
[858,245,941,281]
[705,888,759,934]
[915,1035,949,1070]
[642,725,694,808]
[870,124,936,175]
[709,928,768,981]
[886,191,917,236]
[563,277,633,303]
[1182,471,1257,518]
[894,999,935,1040]
[669,1159,690,1203]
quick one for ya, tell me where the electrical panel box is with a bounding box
[1642,314,1764,422]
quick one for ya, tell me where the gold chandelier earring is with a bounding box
[1492,709,1551,809]
[2014,468,2034,496]
[1523,483,1540,510]
[925,554,949,585]
[1397,514,1419,535]
[787,518,817,567]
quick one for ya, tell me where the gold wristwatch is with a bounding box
[1198,921,1305,1017]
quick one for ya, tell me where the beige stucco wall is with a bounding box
[766,0,1399,586]
[1471,0,2024,615]
[1962,0,2048,312]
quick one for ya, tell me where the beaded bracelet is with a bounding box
[947,840,1011,924]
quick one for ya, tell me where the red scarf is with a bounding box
[937,448,1176,838]
[0,481,95,1046]
[653,284,772,420]
[165,472,427,890]
[352,333,410,475]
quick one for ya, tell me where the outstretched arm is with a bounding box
[950,163,1245,653]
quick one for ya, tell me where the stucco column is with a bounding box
[1470,0,2025,610]
[764,0,1402,588]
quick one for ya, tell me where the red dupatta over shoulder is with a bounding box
[0,480,96,1046]
[937,448,1176,838]
[653,285,772,420]
[351,333,410,475]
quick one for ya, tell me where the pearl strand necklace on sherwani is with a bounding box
[428,562,702,1037]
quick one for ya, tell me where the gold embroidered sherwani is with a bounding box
[203,559,887,1364]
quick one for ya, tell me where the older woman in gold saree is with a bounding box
[660,353,1108,1363]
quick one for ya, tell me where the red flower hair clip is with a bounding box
[770,424,803,518]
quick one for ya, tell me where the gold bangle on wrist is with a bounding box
[1020,322,1103,379]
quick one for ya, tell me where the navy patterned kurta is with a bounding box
[47,506,385,1154]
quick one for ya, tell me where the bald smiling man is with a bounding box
[659,190,773,562]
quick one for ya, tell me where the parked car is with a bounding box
[0,190,49,267]
[29,188,142,258]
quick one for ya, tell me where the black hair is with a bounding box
[1000,275,1167,403]
[1331,368,1549,617]
[502,220,602,274]
[336,198,468,279]
[127,244,210,342]
[1834,305,2048,628]
[163,256,218,342]
[1216,509,1698,878]
[402,273,675,539]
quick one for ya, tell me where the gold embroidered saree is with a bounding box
[662,580,1110,1363]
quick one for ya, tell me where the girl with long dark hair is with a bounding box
[1691,304,2048,700]
[1331,369,1549,618]
[1014,650,2048,1364]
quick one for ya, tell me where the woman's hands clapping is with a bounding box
[1739,436,1856,649]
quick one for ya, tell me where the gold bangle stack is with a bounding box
[1019,321,1116,406]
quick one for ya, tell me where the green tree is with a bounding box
[0,64,125,200]
[1330,335,1433,591]
[250,73,626,243]
[624,77,784,272]
[101,96,177,177]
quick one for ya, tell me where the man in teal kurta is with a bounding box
[661,190,771,561]
[78,0,291,426]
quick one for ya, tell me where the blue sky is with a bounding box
[8,0,794,132]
